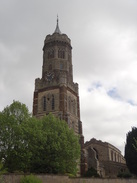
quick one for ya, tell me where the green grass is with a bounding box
[20,174,42,183]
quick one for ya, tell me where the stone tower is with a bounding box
[33,18,84,147]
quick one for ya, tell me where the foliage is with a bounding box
[2,100,30,123]
[125,127,137,175]
[0,162,4,176]
[0,161,7,183]
[0,101,32,172]
[83,167,100,178]
[117,172,132,178]
[30,114,80,175]
[133,137,137,151]
[20,174,42,183]
[0,101,80,175]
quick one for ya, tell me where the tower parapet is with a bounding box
[44,33,71,46]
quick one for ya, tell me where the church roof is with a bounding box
[54,16,61,34]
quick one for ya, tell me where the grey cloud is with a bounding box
[1,0,137,155]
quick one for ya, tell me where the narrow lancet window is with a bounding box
[43,96,46,111]
[52,95,55,110]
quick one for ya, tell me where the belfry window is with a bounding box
[43,96,46,111]
[51,95,55,110]
[58,49,65,59]
[48,49,54,59]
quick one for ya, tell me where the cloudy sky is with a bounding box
[1,0,137,155]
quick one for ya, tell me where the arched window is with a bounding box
[115,153,117,162]
[51,95,55,110]
[58,49,65,59]
[73,100,76,115]
[43,96,46,111]
[48,49,54,59]
[111,150,113,161]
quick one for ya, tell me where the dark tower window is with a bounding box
[73,100,76,115]
[48,49,54,59]
[115,153,117,162]
[111,150,113,161]
[43,96,46,111]
[58,49,65,59]
[52,95,55,110]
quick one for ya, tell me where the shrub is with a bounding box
[20,175,42,183]
[84,167,100,178]
[117,172,132,178]
[0,161,7,183]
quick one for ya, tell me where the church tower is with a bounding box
[33,18,84,145]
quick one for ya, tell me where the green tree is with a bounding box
[0,101,32,172]
[2,100,30,123]
[0,101,80,175]
[30,114,80,175]
[125,127,137,175]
